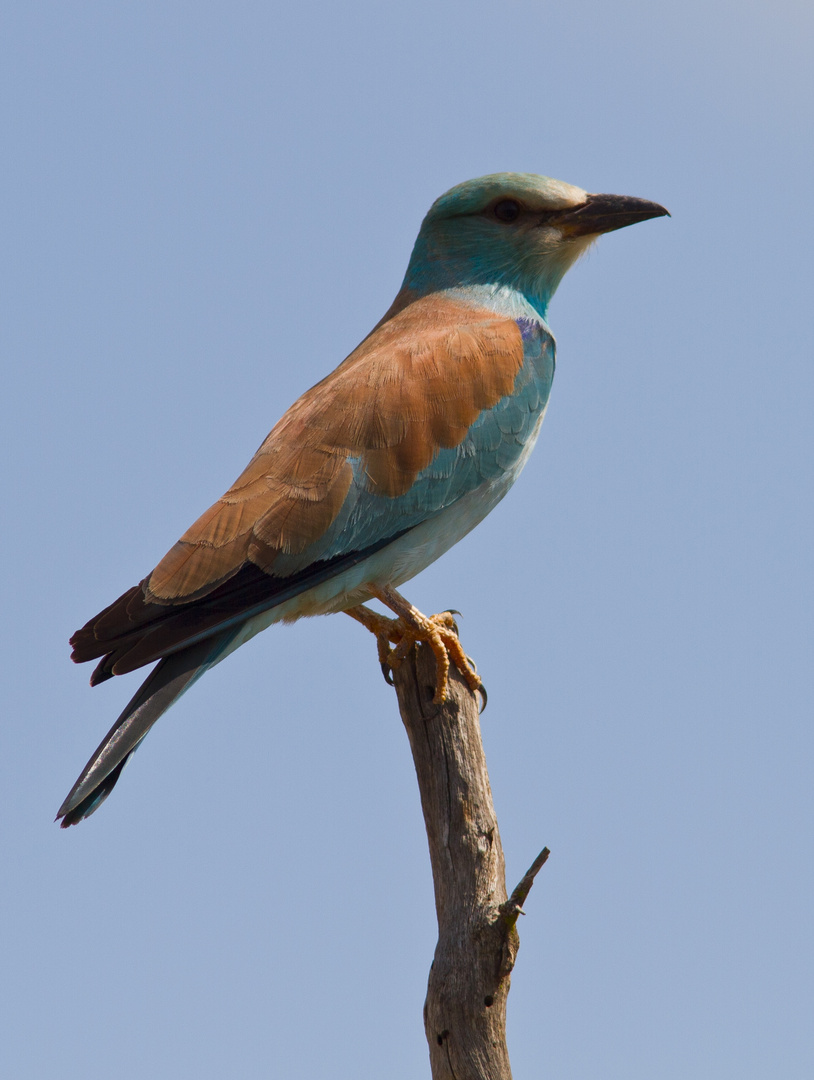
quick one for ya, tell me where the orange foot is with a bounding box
[345,584,485,709]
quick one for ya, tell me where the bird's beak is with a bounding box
[552,193,670,238]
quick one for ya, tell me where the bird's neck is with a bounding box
[399,227,578,320]
[377,282,553,331]
[441,283,551,325]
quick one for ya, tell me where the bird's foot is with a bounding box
[345,584,484,707]
[344,604,407,684]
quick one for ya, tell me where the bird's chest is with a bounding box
[515,315,556,404]
[474,317,555,470]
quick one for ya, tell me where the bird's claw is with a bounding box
[347,589,484,709]
[476,682,487,713]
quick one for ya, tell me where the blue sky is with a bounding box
[2,2,812,1077]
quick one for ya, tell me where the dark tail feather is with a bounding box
[57,631,234,827]
[58,756,132,827]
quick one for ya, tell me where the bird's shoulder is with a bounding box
[145,294,528,604]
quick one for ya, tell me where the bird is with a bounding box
[58,172,669,827]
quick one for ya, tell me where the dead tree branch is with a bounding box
[391,641,548,1079]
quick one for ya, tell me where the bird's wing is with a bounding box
[71,294,551,679]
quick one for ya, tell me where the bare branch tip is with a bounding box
[501,846,551,927]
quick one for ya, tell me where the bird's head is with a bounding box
[402,172,669,316]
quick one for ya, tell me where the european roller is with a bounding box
[59,173,668,826]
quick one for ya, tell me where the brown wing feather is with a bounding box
[71,293,524,672]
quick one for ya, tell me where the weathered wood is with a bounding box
[391,641,548,1079]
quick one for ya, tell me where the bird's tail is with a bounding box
[57,631,235,827]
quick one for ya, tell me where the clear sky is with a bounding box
[2,2,812,1077]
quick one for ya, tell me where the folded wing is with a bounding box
[71,294,528,681]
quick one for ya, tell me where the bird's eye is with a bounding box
[493,199,521,223]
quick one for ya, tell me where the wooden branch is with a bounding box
[501,847,551,931]
[391,641,548,1080]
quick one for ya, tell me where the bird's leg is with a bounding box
[372,584,483,705]
[344,603,406,685]
[346,584,483,706]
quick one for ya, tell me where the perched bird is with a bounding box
[59,172,668,827]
